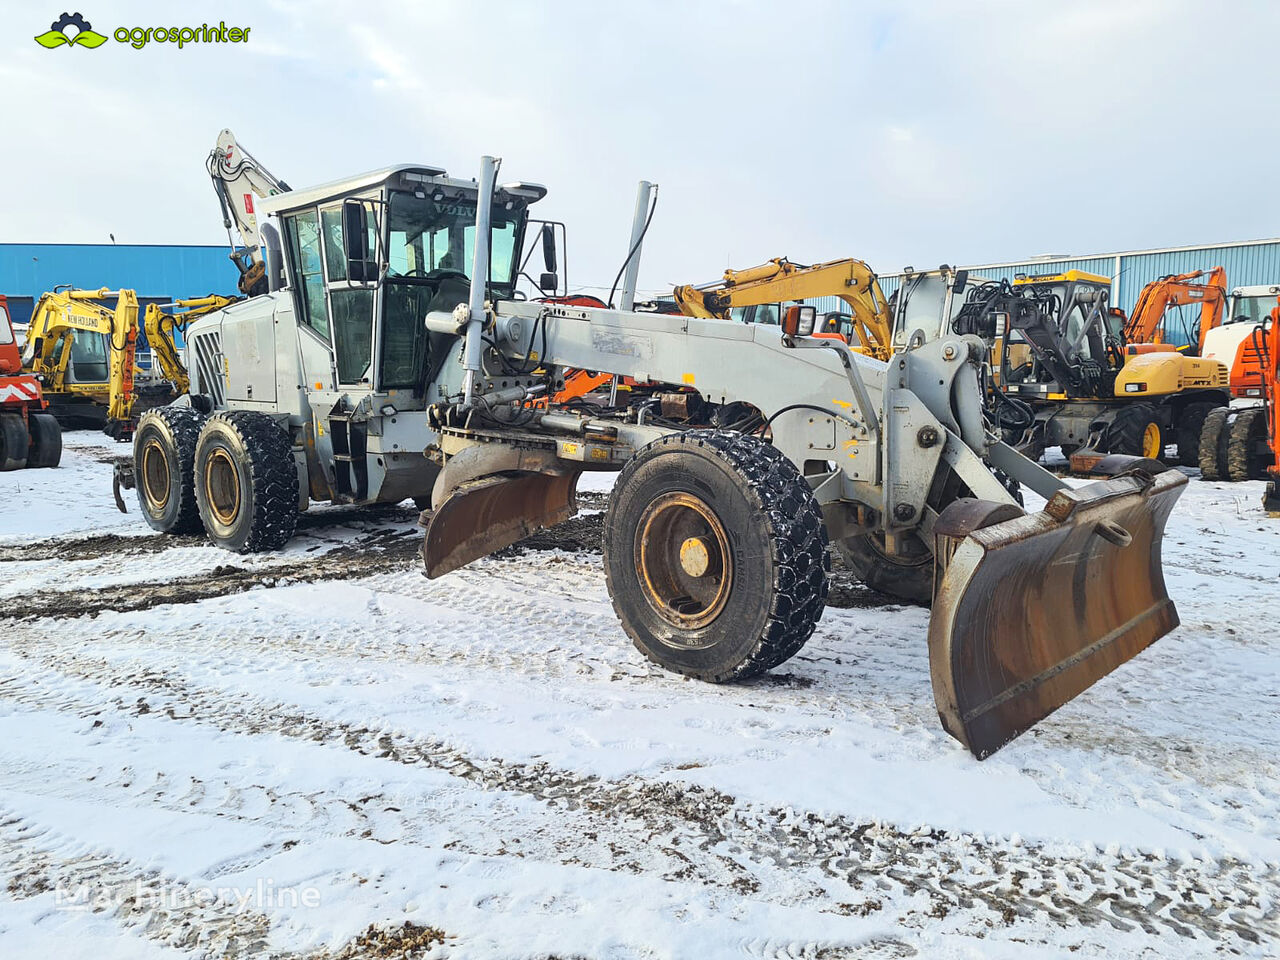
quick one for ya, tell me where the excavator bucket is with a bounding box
[422,470,582,578]
[928,467,1187,759]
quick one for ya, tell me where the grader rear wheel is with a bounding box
[134,407,205,534]
[193,411,298,552]
[603,430,829,681]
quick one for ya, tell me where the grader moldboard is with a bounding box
[125,153,1187,759]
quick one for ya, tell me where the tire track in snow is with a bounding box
[1,649,1274,946]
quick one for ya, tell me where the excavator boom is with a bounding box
[1124,267,1227,352]
[143,294,239,396]
[207,129,291,295]
[673,257,893,360]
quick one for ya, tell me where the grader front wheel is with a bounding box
[603,430,829,682]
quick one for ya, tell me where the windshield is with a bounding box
[0,305,12,345]
[1228,294,1278,326]
[385,191,520,289]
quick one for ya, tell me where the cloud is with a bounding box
[3,0,1279,295]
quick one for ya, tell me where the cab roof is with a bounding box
[257,164,547,217]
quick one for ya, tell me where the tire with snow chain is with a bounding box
[1177,400,1220,467]
[194,411,298,552]
[1227,407,1270,481]
[1198,406,1231,480]
[134,406,205,533]
[602,429,829,682]
[27,412,62,468]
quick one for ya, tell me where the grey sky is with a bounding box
[5,0,1278,296]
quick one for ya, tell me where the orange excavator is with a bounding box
[1123,267,1227,355]
[1262,302,1280,513]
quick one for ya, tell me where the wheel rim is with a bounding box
[1142,422,1161,459]
[634,491,733,631]
[204,448,241,525]
[141,439,171,510]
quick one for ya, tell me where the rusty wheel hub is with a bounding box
[635,492,732,630]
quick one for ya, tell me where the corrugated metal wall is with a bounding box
[867,240,1280,319]
[0,243,239,324]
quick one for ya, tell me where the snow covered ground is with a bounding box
[0,432,1277,959]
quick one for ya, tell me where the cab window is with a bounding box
[282,210,328,338]
[320,203,375,385]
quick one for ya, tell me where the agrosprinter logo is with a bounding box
[34,12,107,48]
[34,13,252,50]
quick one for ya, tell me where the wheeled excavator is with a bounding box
[119,146,1189,759]
[0,295,61,469]
[909,269,1231,467]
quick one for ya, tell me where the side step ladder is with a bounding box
[328,406,368,501]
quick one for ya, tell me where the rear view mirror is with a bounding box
[538,224,559,294]
[541,223,558,274]
[952,269,969,293]
[342,199,377,283]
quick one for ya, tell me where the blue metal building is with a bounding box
[868,237,1280,318]
[0,243,240,326]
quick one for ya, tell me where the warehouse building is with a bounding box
[0,243,239,327]
[798,237,1280,331]
[873,236,1280,318]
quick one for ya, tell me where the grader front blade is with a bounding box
[928,468,1187,759]
[422,470,582,578]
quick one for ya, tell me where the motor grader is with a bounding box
[122,152,1188,759]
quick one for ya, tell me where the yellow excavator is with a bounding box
[672,256,893,361]
[22,288,236,437]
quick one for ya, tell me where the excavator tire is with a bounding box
[0,413,30,471]
[603,429,828,682]
[194,411,297,553]
[1227,407,1270,481]
[1177,400,1220,467]
[134,407,205,534]
[27,413,62,468]
[1198,407,1231,480]
[836,533,933,606]
[1105,404,1165,460]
